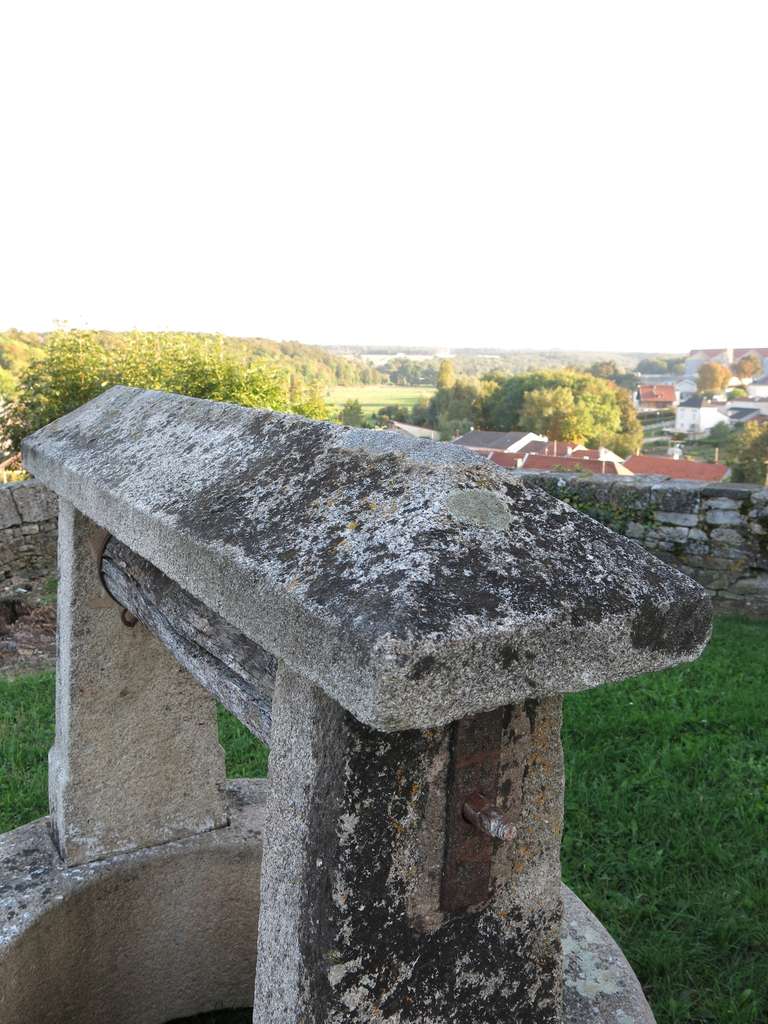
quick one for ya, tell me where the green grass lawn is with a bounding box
[1,616,766,1023]
[327,384,435,415]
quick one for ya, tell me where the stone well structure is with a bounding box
[1,386,712,1023]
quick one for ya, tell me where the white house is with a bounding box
[683,347,768,381]
[386,420,440,442]
[676,377,698,397]
[734,348,768,375]
[747,374,768,400]
[452,430,548,454]
[675,395,729,436]
[683,349,733,379]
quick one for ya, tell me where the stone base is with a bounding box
[1,780,265,1024]
[562,888,655,1024]
[0,780,654,1024]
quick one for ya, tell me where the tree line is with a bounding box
[0,328,383,402]
[0,330,340,451]
[366,361,645,457]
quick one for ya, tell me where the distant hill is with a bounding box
[0,330,46,399]
[0,329,46,373]
[0,329,382,395]
[325,345,672,374]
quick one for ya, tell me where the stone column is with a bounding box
[254,666,564,1024]
[49,501,228,866]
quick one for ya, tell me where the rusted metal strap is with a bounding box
[441,708,508,913]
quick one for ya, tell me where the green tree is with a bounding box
[340,399,366,427]
[480,370,640,454]
[2,330,297,451]
[289,372,304,407]
[734,353,763,383]
[697,361,731,395]
[589,360,620,379]
[707,421,733,447]
[384,357,439,387]
[427,377,495,440]
[375,404,412,424]
[729,421,768,483]
[636,357,667,374]
[520,386,583,442]
[0,367,19,402]
[611,385,644,457]
[437,359,456,390]
[291,382,328,420]
[636,355,685,375]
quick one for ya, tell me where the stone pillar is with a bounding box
[49,501,228,866]
[254,666,564,1023]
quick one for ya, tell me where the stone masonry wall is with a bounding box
[3,473,767,616]
[0,481,58,596]
[512,471,768,616]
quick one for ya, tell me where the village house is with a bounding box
[727,404,767,427]
[735,347,768,374]
[487,447,728,482]
[634,383,678,411]
[746,374,768,400]
[452,431,627,461]
[675,395,729,436]
[623,453,729,482]
[453,427,729,485]
[385,420,440,442]
[490,451,633,476]
[676,377,698,397]
[451,429,547,454]
[683,346,768,380]
[683,348,734,379]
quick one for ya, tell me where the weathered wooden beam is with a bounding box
[101,537,275,743]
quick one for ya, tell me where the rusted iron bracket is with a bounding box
[90,530,137,626]
[463,790,516,842]
[441,708,510,913]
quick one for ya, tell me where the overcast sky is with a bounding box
[1,1,766,353]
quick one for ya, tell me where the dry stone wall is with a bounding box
[0,481,58,595]
[4,470,767,617]
[512,471,768,616]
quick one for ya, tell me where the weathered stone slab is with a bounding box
[655,511,698,527]
[709,527,747,547]
[23,387,711,730]
[701,483,756,501]
[0,488,21,530]
[704,496,741,511]
[9,479,57,522]
[650,480,702,513]
[705,509,743,526]
[254,665,564,1024]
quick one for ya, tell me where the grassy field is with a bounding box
[1,616,766,1023]
[326,384,435,415]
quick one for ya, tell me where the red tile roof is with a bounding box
[490,452,628,475]
[637,384,676,403]
[514,439,585,457]
[523,455,627,474]
[623,454,728,482]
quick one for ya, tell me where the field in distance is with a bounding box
[327,384,435,415]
